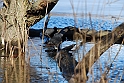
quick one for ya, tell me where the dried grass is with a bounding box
[0,0,124,83]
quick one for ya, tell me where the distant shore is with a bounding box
[50,12,124,22]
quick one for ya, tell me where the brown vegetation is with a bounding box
[0,0,58,83]
[69,23,124,83]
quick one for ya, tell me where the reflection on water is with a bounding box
[87,44,124,83]
[0,37,124,83]
[0,37,68,83]
[27,37,68,83]
[0,50,30,83]
[0,0,124,82]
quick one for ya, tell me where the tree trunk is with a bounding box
[69,23,124,83]
[0,0,58,48]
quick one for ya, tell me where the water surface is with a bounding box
[0,0,124,83]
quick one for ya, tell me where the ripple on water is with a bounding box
[29,17,123,82]
[31,16,122,30]
[87,44,124,82]
[28,38,68,83]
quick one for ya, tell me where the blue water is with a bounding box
[17,0,124,82]
[30,13,123,83]
[31,16,121,31]
[1,0,124,82]
[28,37,124,83]
[28,37,68,83]
[87,44,124,83]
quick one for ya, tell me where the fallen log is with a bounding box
[28,28,61,37]
[28,28,123,44]
[44,43,78,80]
[29,29,42,37]
[69,23,124,83]
[55,44,78,81]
